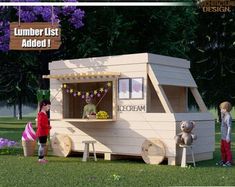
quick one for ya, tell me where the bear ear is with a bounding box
[190,121,195,127]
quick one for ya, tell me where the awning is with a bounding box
[42,72,121,80]
[148,64,197,87]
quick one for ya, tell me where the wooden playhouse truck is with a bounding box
[43,53,215,165]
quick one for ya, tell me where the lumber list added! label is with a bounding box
[10,22,61,50]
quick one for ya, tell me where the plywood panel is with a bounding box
[193,128,214,137]
[175,127,214,137]
[156,68,193,80]
[148,54,190,68]
[50,124,213,158]
[192,136,214,145]
[175,120,215,130]
[179,143,214,154]
[50,112,62,119]
[50,79,61,84]
[77,121,169,130]
[119,113,176,122]
[49,72,147,85]
[71,135,175,147]
[174,113,214,121]
[150,64,197,87]
[50,88,62,94]
[117,100,146,106]
[118,112,155,121]
[50,106,62,115]
[176,152,213,165]
[51,112,177,121]
[73,143,142,155]
[150,64,190,74]
[193,152,213,161]
[51,127,175,139]
[49,53,149,70]
[68,131,213,156]
[71,139,175,156]
[49,53,189,70]
[51,126,213,150]
[157,78,196,88]
[50,116,214,161]
[50,120,176,131]
[50,63,147,74]
[163,85,187,113]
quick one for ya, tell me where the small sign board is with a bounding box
[10,22,61,50]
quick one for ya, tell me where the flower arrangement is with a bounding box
[0,138,18,149]
[96,111,109,119]
[0,138,20,155]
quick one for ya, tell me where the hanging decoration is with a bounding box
[61,82,112,100]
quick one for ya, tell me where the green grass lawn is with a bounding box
[0,117,235,186]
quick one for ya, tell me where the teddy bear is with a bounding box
[174,121,197,146]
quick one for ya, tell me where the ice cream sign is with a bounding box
[10,22,61,50]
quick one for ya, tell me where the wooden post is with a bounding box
[190,87,208,112]
[104,153,111,160]
[148,65,173,113]
[113,79,117,120]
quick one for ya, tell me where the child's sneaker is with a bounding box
[38,159,48,164]
[216,160,224,166]
[223,161,232,167]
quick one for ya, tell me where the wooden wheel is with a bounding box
[141,138,165,164]
[51,134,72,157]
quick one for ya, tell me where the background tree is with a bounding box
[1,5,198,118]
[0,2,85,119]
[58,6,197,59]
[0,52,39,118]
[190,11,235,119]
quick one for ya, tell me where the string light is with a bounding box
[61,82,111,99]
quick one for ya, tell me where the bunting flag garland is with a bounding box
[61,82,112,100]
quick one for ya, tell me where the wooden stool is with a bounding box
[179,144,196,167]
[82,141,97,162]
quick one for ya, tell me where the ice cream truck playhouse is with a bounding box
[43,53,215,165]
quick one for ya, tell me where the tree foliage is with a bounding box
[0,5,198,117]
[0,3,85,118]
[190,11,235,113]
[58,6,197,60]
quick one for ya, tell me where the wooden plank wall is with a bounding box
[163,85,187,113]
[146,78,187,113]
[50,112,214,163]
[49,54,214,164]
[50,113,177,158]
[174,113,215,162]
[49,63,148,119]
[50,79,63,119]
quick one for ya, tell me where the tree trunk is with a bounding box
[18,95,23,120]
[217,104,221,123]
[13,103,16,118]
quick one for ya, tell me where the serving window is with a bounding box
[62,81,115,121]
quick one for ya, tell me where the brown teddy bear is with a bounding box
[175,121,197,146]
